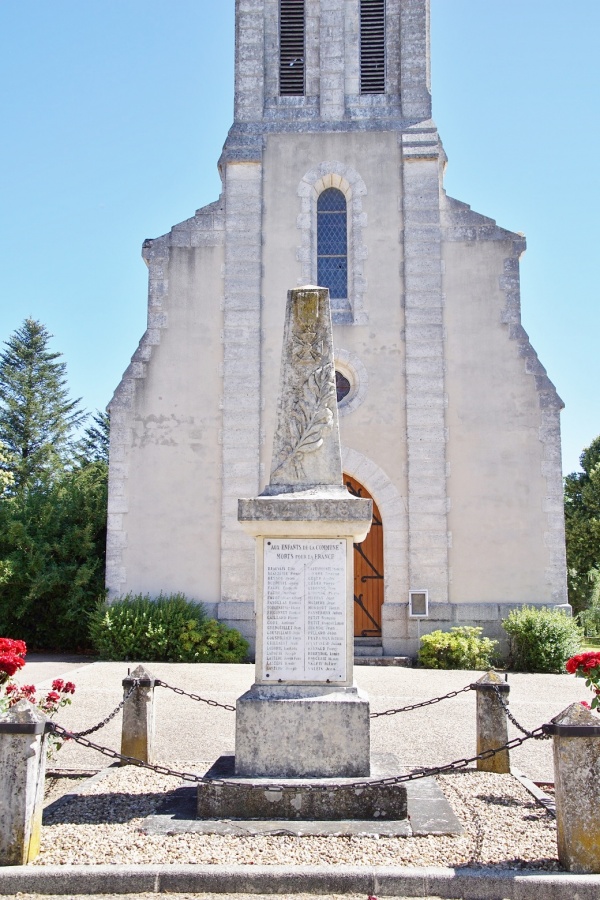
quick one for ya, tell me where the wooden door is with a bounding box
[344,474,384,637]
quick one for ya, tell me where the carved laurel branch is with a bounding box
[272,364,336,479]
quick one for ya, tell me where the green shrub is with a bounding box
[578,569,600,637]
[179,618,249,663]
[418,626,498,670]
[89,593,249,663]
[502,606,582,673]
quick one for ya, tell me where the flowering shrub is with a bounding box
[0,639,76,754]
[566,651,600,710]
[0,638,27,683]
[89,593,249,663]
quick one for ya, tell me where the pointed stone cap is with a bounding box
[552,702,600,727]
[473,671,510,692]
[264,285,343,495]
[122,664,156,687]
[0,699,47,733]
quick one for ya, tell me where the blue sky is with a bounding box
[0,1,598,474]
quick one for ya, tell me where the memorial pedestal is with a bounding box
[236,491,372,779]
[235,684,370,777]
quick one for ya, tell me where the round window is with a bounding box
[335,370,351,404]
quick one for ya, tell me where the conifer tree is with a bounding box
[0,319,86,487]
[76,410,110,465]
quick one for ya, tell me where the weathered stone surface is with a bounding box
[0,700,48,865]
[552,702,600,874]
[197,777,406,821]
[235,686,370,777]
[265,286,342,492]
[475,671,510,774]
[121,665,156,765]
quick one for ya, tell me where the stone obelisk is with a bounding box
[236,285,373,777]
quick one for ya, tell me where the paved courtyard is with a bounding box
[20,656,586,783]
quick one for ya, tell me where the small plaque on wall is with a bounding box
[262,539,347,682]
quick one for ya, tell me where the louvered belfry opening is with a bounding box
[360,0,386,94]
[279,0,305,96]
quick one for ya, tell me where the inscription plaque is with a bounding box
[262,539,347,682]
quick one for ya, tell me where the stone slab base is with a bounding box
[197,774,407,821]
[235,685,370,777]
[141,755,461,837]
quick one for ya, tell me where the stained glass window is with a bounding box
[336,371,351,403]
[317,188,347,299]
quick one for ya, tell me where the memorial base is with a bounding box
[235,685,370,778]
[197,771,406,822]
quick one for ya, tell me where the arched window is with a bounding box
[317,188,348,299]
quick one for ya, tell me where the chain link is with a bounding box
[154,679,236,712]
[154,679,475,719]
[47,718,546,793]
[370,683,475,718]
[61,680,140,739]
[490,684,552,741]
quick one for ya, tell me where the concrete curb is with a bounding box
[0,864,599,898]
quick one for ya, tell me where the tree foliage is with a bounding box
[0,319,108,651]
[0,319,86,488]
[564,435,600,614]
[0,462,108,650]
[76,410,110,465]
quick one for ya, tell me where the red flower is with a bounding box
[581,701,591,709]
[0,638,26,657]
[0,652,25,677]
[45,691,61,703]
[64,682,76,694]
[566,651,600,675]
[52,679,65,691]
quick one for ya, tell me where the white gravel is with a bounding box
[35,765,559,871]
[16,895,447,900]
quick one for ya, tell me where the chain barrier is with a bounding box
[153,678,477,718]
[370,683,474,718]
[491,684,552,741]
[46,718,548,793]
[60,679,140,740]
[154,679,236,712]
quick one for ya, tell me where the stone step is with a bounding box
[354,637,382,647]
[354,644,383,657]
[354,656,413,667]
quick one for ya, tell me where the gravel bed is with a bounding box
[35,765,559,871]
[15,895,447,900]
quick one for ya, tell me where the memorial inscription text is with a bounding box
[262,539,347,682]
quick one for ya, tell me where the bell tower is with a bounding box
[231,0,431,129]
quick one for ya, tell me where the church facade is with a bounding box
[106,0,569,658]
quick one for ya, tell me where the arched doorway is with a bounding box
[344,474,384,637]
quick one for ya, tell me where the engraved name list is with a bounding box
[262,539,347,682]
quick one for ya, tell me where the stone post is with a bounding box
[121,665,156,765]
[547,703,600,874]
[474,671,510,774]
[0,700,48,865]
